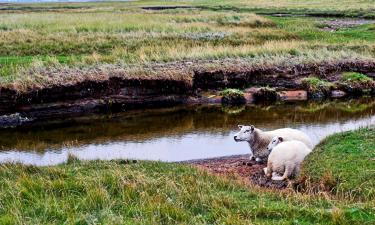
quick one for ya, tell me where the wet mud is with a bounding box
[187,155,289,189]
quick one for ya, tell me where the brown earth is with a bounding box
[186,154,289,189]
[319,18,375,31]
[0,58,374,127]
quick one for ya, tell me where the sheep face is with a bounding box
[267,136,283,151]
[233,125,255,142]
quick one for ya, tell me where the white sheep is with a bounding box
[263,136,312,181]
[233,125,313,162]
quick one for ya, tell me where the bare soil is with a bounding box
[320,18,375,31]
[186,154,288,189]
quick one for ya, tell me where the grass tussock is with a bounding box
[220,88,244,98]
[341,72,373,85]
[220,88,246,105]
[301,77,334,92]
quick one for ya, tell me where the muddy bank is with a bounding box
[187,154,289,189]
[0,58,374,127]
[0,77,190,120]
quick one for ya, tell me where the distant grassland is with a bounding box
[185,0,375,10]
[0,0,375,88]
[3,0,375,11]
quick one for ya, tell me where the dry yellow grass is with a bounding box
[0,1,375,88]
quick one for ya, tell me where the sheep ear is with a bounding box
[250,125,255,131]
[278,137,283,142]
[238,125,243,129]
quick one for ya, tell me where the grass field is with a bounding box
[0,0,375,89]
[0,127,375,224]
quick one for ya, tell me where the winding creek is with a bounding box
[0,99,374,166]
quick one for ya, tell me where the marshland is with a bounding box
[0,0,374,224]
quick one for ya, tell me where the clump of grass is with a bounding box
[220,88,246,105]
[220,88,244,98]
[339,72,374,95]
[341,72,373,84]
[301,77,334,99]
[300,127,375,201]
[301,77,334,91]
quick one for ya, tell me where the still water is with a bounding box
[0,99,374,166]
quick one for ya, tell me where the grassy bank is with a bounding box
[0,0,375,90]
[0,158,374,224]
[301,127,375,202]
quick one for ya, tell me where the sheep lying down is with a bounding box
[263,137,312,181]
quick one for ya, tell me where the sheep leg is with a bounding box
[272,164,293,181]
[294,163,301,176]
[265,161,273,178]
[249,149,255,161]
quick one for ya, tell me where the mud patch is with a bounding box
[250,170,288,189]
[186,154,288,189]
[319,19,375,31]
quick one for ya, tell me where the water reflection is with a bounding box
[0,99,374,165]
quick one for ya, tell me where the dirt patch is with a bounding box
[319,19,375,31]
[186,154,288,189]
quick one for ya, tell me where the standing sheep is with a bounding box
[233,125,313,162]
[263,136,312,180]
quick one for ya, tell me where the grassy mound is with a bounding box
[301,127,375,201]
[341,72,373,84]
[220,88,246,105]
[0,159,374,224]
[301,77,333,92]
[341,72,374,90]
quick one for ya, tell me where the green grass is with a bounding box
[341,72,373,84]
[0,159,374,224]
[0,0,375,89]
[301,77,334,91]
[220,88,244,98]
[301,127,375,201]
